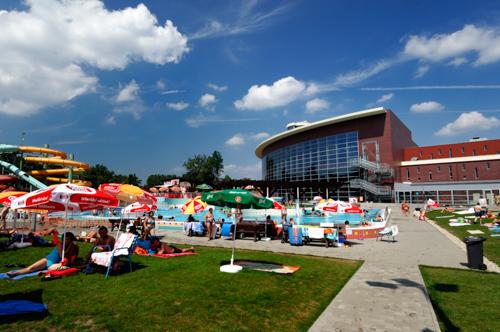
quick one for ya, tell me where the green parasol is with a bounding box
[196,183,213,191]
[201,189,273,273]
[201,189,273,209]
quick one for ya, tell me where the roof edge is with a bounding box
[255,107,388,158]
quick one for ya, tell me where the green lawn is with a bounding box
[420,266,500,332]
[425,210,500,266]
[0,244,361,331]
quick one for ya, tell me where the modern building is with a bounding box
[255,107,500,204]
[255,107,417,202]
[395,138,500,205]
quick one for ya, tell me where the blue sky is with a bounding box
[1,0,500,181]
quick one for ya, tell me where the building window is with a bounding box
[406,168,410,180]
[449,165,453,179]
[487,162,491,170]
[437,165,441,173]
[484,144,488,151]
[417,167,421,174]
[428,172,432,181]
[417,177,421,182]
[438,149,442,155]
[449,148,453,157]
[461,146,465,153]
[430,152,433,159]
[474,167,479,179]
[461,164,466,171]
[419,151,423,157]
[463,175,467,180]
[472,149,476,156]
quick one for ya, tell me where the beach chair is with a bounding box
[86,232,137,278]
[377,225,398,242]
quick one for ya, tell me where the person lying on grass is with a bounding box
[149,237,195,255]
[84,226,115,262]
[8,228,60,247]
[7,232,79,278]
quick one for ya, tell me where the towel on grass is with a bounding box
[136,252,197,258]
[0,270,45,280]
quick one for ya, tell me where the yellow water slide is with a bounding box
[19,146,92,186]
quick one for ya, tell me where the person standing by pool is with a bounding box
[205,208,214,240]
[142,212,156,239]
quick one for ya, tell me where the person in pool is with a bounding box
[7,232,79,277]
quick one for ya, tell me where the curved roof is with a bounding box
[255,107,387,158]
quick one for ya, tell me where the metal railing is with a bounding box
[349,157,394,176]
[350,178,392,196]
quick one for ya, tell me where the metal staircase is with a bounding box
[350,157,394,176]
[349,179,392,196]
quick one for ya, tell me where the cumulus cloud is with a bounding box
[435,112,500,136]
[251,132,270,140]
[207,83,228,92]
[0,0,188,116]
[410,101,444,113]
[415,65,430,78]
[448,57,468,67]
[224,162,262,179]
[199,93,217,109]
[235,76,308,111]
[376,93,394,103]
[116,81,140,103]
[404,24,500,66]
[166,101,189,111]
[225,134,246,146]
[305,98,330,114]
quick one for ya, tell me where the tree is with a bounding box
[124,174,141,186]
[183,150,224,186]
[81,164,116,188]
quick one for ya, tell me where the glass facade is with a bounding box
[262,131,360,200]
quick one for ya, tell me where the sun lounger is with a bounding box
[377,225,398,242]
[86,232,137,278]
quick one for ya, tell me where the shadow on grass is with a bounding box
[0,289,48,324]
[432,283,459,292]
[87,262,147,277]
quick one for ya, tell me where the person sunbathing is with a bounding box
[149,237,194,255]
[6,232,79,277]
[77,230,98,242]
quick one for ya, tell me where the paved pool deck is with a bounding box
[156,206,497,332]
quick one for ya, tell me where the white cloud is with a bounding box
[156,80,166,90]
[199,93,217,109]
[404,24,500,66]
[225,134,246,146]
[185,114,258,128]
[235,76,307,111]
[161,90,185,95]
[410,101,444,113]
[362,85,500,91]
[105,115,116,125]
[435,112,500,136]
[207,83,228,92]
[415,65,430,78]
[0,0,188,116]
[448,57,468,67]
[166,101,189,111]
[190,2,292,40]
[112,102,146,120]
[333,58,400,87]
[116,81,140,103]
[305,98,330,114]
[376,93,394,103]
[224,162,262,179]
[251,132,270,140]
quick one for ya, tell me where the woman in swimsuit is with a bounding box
[7,232,79,277]
[205,208,214,240]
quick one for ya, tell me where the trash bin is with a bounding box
[463,237,487,270]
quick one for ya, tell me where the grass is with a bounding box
[0,243,361,331]
[425,210,500,266]
[420,266,500,332]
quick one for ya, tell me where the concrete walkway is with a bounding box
[157,207,481,332]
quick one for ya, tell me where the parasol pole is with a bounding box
[229,204,238,266]
[61,204,67,261]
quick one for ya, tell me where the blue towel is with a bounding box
[0,270,45,280]
[0,300,47,316]
[221,223,232,237]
